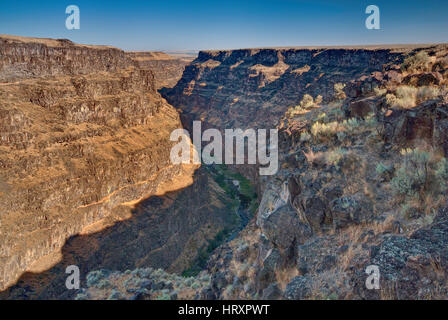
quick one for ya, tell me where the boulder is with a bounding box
[262,205,312,250]
[261,283,283,300]
[346,97,378,118]
[330,193,373,230]
[345,72,383,98]
[383,70,403,85]
[199,287,216,300]
[256,249,281,291]
[381,100,448,156]
[293,191,329,232]
[402,72,442,86]
[284,276,313,300]
[287,176,302,203]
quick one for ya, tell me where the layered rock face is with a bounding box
[0,35,197,291]
[127,51,193,89]
[0,35,130,82]
[3,167,240,300]
[163,47,409,130]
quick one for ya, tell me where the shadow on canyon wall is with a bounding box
[0,167,239,300]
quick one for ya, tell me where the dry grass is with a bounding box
[275,267,299,291]
[340,245,357,271]
[401,51,431,73]
[309,268,351,300]
[379,281,398,300]
[371,214,397,235]
[303,148,326,166]
[386,85,443,109]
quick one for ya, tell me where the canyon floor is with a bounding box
[1,35,448,300]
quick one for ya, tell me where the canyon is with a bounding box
[1,35,448,300]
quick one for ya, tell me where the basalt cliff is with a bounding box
[126,51,192,89]
[0,35,204,294]
[162,46,410,130]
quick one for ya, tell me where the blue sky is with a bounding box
[0,0,447,51]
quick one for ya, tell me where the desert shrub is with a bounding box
[300,131,312,143]
[300,94,315,109]
[386,93,398,106]
[396,86,418,107]
[385,73,442,110]
[342,118,361,133]
[391,148,448,218]
[374,87,387,96]
[124,277,139,289]
[86,270,107,287]
[225,285,234,296]
[96,279,111,289]
[391,148,430,197]
[108,289,125,300]
[152,268,165,278]
[135,268,152,278]
[317,112,328,122]
[184,277,195,286]
[386,86,418,109]
[75,293,89,300]
[303,149,325,165]
[286,106,298,118]
[329,108,345,120]
[417,86,440,102]
[400,202,420,219]
[365,112,378,127]
[334,83,346,100]
[286,105,307,117]
[325,147,347,168]
[311,121,339,137]
[176,281,185,289]
[376,162,395,182]
[391,167,416,197]
[312,114,376,141]
[401,51,431,73]
[435,158,448,192]
[156,293,171,300]
[326,292,339,300]
[199,274,211,282]
[376,162,392,176]
[336,131,346,142]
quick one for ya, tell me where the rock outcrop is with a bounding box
[0,35,130,82]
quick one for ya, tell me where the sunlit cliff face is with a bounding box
[0,35,198,291]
